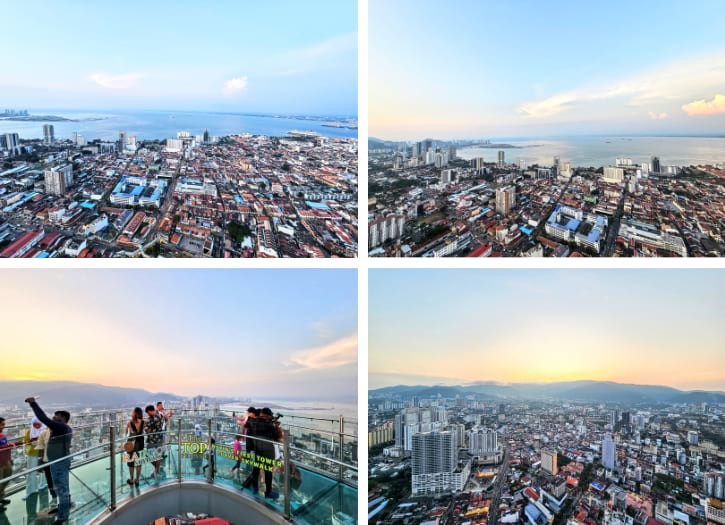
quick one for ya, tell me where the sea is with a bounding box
[0,109,358,141]
[220,400,358,437]
[457,135,725,167]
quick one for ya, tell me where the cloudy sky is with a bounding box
[370,0,725,139]
[1,269,357,401]
[370,269,725,391]
[0,0,357,115]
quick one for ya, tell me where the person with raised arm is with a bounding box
[24,398,72,525]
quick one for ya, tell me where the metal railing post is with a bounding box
[283,428,291,521]
[177,418,183,482]
[109,426,116,511]
[207,418,213,483]
[338,415,344,481]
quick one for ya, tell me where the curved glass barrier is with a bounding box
[0,414,357,525]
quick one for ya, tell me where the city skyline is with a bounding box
[0,269,358,400]
[370,269,725,391]
[1,1,357,115]
[370,0,725,139]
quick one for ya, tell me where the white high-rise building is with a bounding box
[43,124,55,144]
[166,138,184,153]
[602,434,616,470]
[603,166,625,183]
[44,164,74,195]
[468,428,498,456]
[705,472,725,499]
[411,431,461,495]
[496,185,516,215]
[541,449,558,475]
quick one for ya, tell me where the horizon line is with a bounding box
[369,377,725,393]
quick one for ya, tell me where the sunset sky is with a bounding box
[1,269,357,400]
[370,0,725,139]
[369,269,724,391]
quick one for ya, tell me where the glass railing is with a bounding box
[0,415,358,524]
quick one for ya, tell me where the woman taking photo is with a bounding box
[123,407,145,487]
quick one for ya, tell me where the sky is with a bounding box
[0,0,357,115]
[369,269,725,391]
[370,0,725,139]
[0,269,357,401]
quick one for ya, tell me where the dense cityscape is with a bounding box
[368,140,724,257]
[368,385,725,525]
[0,123,357,258]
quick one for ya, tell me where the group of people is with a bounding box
[0,398,73,525]
[232,406,301,500]
[1,401,305,521]
[122,402,172,486]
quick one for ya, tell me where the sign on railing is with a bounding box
[179,433,282,472]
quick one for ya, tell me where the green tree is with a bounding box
[228,221,251,243]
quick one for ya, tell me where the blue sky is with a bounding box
[370,0,725,139]
[369,269,725,391]
[1,1,357,115]
[1,269,357,400]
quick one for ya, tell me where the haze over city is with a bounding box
[369,269,725,391]
[370,0,725,139]
[0,269,358,400]
[1,0,357,115]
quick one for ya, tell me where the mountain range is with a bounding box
[0,381,185,408]
[369,380,725,404]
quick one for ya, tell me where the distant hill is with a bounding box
[369,137,403,150]
[0,380,186,408]
[369,380,725,404]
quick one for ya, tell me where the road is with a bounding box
[488,445,510,525]
[601,185,628,256]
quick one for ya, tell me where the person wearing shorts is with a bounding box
[123,407,144,487]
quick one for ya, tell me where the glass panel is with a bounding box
[0,443,111,525]
[0,413,357,524]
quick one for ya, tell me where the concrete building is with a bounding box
[44,164,74,195]
[468,428,498,456]
[496,185,516,215]
[541,449,558,475]
[412,431,466,495]
[43,124,55,144]
[602,434,616,470]
[603,166,625,183]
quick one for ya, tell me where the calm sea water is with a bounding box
[0,109,357,140]
[221,400,358,433]
[458,136,725,167]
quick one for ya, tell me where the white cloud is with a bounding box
[223,76,248,95]
[648,111,669,120]
[90,73,142,90]
[285,334,357,370]
[519,51,725,119]
[682,94,725,116]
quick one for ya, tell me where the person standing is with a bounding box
[230,435,243,479]
[155,402,173,454]
[22,417,46,500]
[35,426,57,511]
[144,405,163,479]
[25,398,72,525]
[0,417,21,512]
[248,408,280,499]
[123,408,144,487]
[240,407,258,489]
